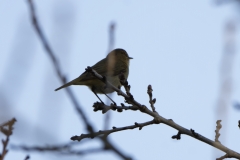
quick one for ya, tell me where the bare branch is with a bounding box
[27,0,93,130]
[85,67,240,159]
[71,120,156,141]
[13,144,104,156]
[119,72,133,102]
[93,102,138,113]
[24,155,30,160]
[0,118,16,160]
[215,120,222,143]
[147,85,156,112]
[172,131,181,140]
[216,154,232,160]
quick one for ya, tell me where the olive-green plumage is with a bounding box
[55,48,132,94]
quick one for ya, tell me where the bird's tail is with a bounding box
[55,81,73,91]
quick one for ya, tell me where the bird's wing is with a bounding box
[78,58,108,82]
[55,58,107,91]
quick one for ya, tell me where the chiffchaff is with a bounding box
[55,48,133,103]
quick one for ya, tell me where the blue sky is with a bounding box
[0,0,240,160]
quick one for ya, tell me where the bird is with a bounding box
[55,48,133,103]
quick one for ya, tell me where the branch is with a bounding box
[93,102,138,113]
[216,154,232,160]
[26,1,131,159]
[0,118,17,160]
[71,120,156,141]
[172,131,181,140]
[147,85,156,112]
[24,155,30,160]
[13,144,104,156]
[215,120,222,143]
[85,66,240,159]
[27,0,93,130]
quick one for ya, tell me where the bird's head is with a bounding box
[107,48,133,65]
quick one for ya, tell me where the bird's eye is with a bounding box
[121,51,126,55]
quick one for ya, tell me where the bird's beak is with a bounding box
[129,57,133,59]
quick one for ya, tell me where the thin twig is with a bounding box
[172,131,181,140]
[24,155,30,160]
[93,102,138,113]
[147,85,156,112]
[13,145,104,156]
[216,154,232,160]
[215,120,222,143]
[71,120,156,141]
[0,118,16,160]
[27,0,93,136]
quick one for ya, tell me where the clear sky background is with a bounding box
[0,0,240,160]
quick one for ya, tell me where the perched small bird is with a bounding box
[55,48,133,103]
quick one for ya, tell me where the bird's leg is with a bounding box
[105,94,116,106]
[91,87,104,104]
[101,89,116,105]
